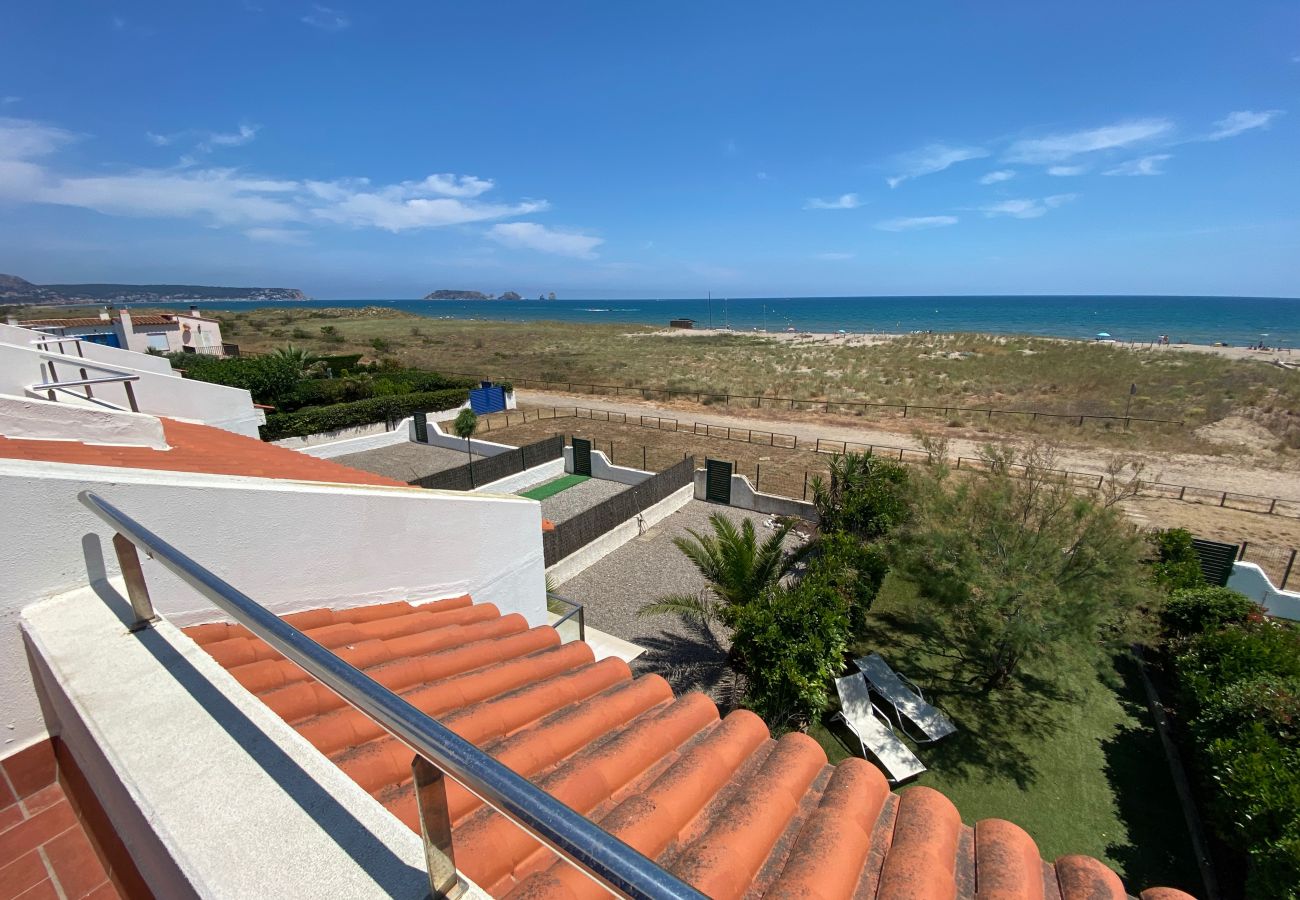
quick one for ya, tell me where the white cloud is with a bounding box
[200,124,259,150]
[302,5,349,30]
[0,117,76,159]
[488,222,603,259]
[1103,154,1171,176]
[804,193,861,210]
[1205,110,1283,141]
[978,194,1077,219]
[0,116,553,234]
[1004,119,1173,163]
[145,131,172,146]
[815,252,855,260]
[874,215,958,232]
[886,143,987,188]
[244,227,310,245]
[1047,165,1087,176]
[979,170,1015,185]
[1,97,20,106]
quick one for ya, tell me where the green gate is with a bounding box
[705,459,732,504]
[413,411,428,443]
[572,437,592,476]
[1192,537,1238,587]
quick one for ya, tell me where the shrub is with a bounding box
[1162,586,1257,638]
[1147,528,1206,593]
[811,531,889,638]
[810,452,911,540]
[168,352,303,405]
[260,388,468,440]
[730,574,850,733]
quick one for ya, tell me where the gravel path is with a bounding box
[335,443,473,482]
[537,477,627,524]
[554,500,763,698]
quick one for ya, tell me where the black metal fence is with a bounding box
[410,435,564,491]
[543,456,696,566]
[444,370,1185,427]
[1238,542,1298,591]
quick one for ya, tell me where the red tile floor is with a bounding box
[0,740,143,900]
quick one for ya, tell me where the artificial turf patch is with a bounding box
[519,474,590,500]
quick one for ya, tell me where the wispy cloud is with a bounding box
[244,227,310,245]
[146,123,260,154]
[815,252,855,260]
[874,215,958,232]
[804,193,861,210]
[1103,154,1171,176]
[488,222,602,259]
[1004,119,1173,164]
[0,116,550,234]
[886,143,987,188]
[978,194,1076,219]
[1,97,20,106]
[1204,110,1283,141]
[200,124,259,151]
[1047,165,1087,176]
[979,170,1015,185]
[302,5,349,31]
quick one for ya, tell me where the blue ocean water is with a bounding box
[157,295,1300,347]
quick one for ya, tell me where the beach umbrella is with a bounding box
[1096,332,1111,338]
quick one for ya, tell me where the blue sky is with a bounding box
[1,2,1297,298]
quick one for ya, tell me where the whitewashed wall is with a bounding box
[0,321,178,377]
[0,459,546,754]
[1228,562,1300,620]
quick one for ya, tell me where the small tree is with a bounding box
[1147,528,1206,594]
[453,408,478,464]
[638,513,798,628]
[892,443,1153,692]
[810,452,911,539]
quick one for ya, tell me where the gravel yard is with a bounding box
[537,477,628,524]
[335,442,472,482]
[555,500,770,698]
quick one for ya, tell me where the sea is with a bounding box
[150,295,1300,347]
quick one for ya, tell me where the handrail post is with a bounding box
[412,755,467,899]
[113,533,159,631]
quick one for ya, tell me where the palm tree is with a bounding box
[453,408,478,463]
[638,513,798,627]
[270,345,327,379]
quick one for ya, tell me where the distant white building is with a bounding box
[10,305,231,356]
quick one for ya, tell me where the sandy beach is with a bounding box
[647,326,1299,364]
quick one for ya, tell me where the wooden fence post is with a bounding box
[1282,550,1296,591]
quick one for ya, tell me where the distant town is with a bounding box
[0,273,308,305]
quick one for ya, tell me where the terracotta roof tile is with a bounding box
[185,600,1200,900]
[0,416,407,488]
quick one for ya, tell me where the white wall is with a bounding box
[277,420,410,454]
[0,394,168,449]
[420,417,517,458]
[0,339,265,438]
[476,457,565,495]
[0,321,177,377]
[547,483,694,584]
[0,458,547,753]
[1228,562,1300,620]
[563,446,652,485]
[692,469,820,521]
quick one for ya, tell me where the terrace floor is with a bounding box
[553,500,763,698]
[334,442,473,482]
[534,476,626,524]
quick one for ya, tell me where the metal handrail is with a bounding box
[30,374,141,390]
[77,491,703,900]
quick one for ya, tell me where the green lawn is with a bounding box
[810,574,1203,895]
[518,474,589,500]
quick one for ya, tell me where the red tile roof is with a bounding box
[0,417,408,488]
[21,313,210,327]
[186,599,1198,900]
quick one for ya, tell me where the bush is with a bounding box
[260,388,468,440]
[1162,586,1257,638]
[1147,528,1206,593]
[168,353,302,405]
[811,531,889,638]
[730,574,850,733]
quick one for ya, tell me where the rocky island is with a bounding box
[0,273,307,305]
[422,289,550,301]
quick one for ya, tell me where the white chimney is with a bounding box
[99,306,111,322]
[189,305,200,317]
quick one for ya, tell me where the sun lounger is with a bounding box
[855,653,957,743]
[833,674,926,783]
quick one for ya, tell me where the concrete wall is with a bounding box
[0,458,547,753]
[476,457,565,495]
[692,469,820,521]
[0,394,168,449]
[0,339,264,438]
[276,419,410,454]
[546,483,694,584]
[420,417,517,458]
[563,446,653,485]
[1228,561,1300,620]
[0,321,177,376]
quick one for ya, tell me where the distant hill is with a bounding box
[424,289,493,300]
[0,274,308,305]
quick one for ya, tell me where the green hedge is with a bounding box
[260,389,468,441]
[1170,602,1300,897]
